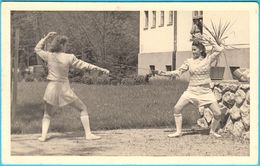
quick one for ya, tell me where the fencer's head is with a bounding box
[49,35,68,53]
[192,40,206,59]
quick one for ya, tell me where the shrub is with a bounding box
[121,78,136,85]
[95,74,111,85]
[82,76,93,84]
[70,76,83,83]
[68,68,84,79]
[121,75,148,85]
[24,74,34,82]
[111,79,120,85]
[133,75,147,85]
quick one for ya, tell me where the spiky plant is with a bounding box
[192,19,235,67]
[203,19,235,49]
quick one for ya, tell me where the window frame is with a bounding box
[166,65,172,71]
[151,11,156,29]
[144,11,149,30]
[159,11,164,27]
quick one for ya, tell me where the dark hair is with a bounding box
[49,35,68,52]
[192,40,207,58]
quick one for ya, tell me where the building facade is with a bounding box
[138,11,250,80]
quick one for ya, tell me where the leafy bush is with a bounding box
[24,74,34,82]
[121,78,136,85]
[68,68,84,79]
[70,76,83,83]
[121,75,148,85]
[68,69,150,85]
[81,74,93,84]
[95,74,112,85]
[133,75,147,85]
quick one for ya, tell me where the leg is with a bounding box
[168,95,190,138]
[208,102,222,138]
[69,99,101,140]
[38,102,53,142]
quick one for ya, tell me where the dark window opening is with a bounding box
[160,11,164,27]
[151,11,156,28]
[166,65,172,71]
[168,11,173,25]
[149,65,155,71]
[144,11,149,30]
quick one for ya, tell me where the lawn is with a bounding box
[12,80,200,134]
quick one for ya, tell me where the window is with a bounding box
[191,11,203,34]
[159,11,164,27]
[193,11,198,17]
[168,11,173,25]
[192,11,203,19]
[151,11,156,28]
[144,11,149,30]
[166,65,172,71]
[149,65,155,71]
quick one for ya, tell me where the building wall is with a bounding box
[138,52,174,75]
[203,11,249,47]
[176,11,193,52]
[138,11,250,80]
[139,11,174,53]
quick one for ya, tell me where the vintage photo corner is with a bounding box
[1,2,258,165]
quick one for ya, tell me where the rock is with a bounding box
[213,87,222,102]
[222,91,236,108]
[241,116,250,131]
[197,107,213,124]
[240,102,250,131]
[234,89,246,107]
[218,102,229,128]
[231,120,245,137]
[219,102,228,114]
[233,68,250,82]
[219,82,239,93]
[242,131,250,140]
[214,81,220,87]
[224,117,234,133]
[198,106,204,117]
[240,69,250,82]
[240,102,250,116]
[214,80,250,138]
[240,84,250,91]
[246,90,250,104]
[197,118,209,128]
[218,128,224,134]
[229,105,241,121]
[204,108,213,123]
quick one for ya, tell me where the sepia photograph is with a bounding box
[1,2,258,165]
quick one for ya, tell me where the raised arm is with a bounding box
[34,32,57,61]
[208,44,224,64]
[71,55,109,74]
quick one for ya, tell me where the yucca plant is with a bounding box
[202,19,235,49]
[192,19,236,68]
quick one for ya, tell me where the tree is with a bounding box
[11,11,139,78]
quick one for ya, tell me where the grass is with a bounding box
[12,80,200,134]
